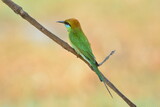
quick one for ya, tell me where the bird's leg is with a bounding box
[97,50,115,67]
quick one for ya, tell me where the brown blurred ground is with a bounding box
[0,0,160,107]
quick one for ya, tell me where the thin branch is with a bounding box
[98,50,116,66]
[101,72,136,106]
[2,0,136,107]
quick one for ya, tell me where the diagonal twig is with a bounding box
[98,50,116,66]
[2,0,136,107]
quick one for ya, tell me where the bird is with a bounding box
[57,18,112,97]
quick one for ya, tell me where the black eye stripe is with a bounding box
[64,22,71,26]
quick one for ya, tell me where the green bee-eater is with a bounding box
[57,18,112,96]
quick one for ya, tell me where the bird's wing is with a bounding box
[69,32,96,63]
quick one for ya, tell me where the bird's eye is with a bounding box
[64,22,71,27]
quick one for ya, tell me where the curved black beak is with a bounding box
[57,21,65,23]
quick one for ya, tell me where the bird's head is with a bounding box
[57,18,81,32]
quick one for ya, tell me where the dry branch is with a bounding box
[2,0,136,107]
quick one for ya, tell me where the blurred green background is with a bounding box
[0,0,160,107]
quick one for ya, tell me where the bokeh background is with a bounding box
[1,0,160,107]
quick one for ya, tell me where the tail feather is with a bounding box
[92,64,113,98]
[103,81,113,98]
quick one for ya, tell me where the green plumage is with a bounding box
[57,18,112,97]
[68,27,103,82]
